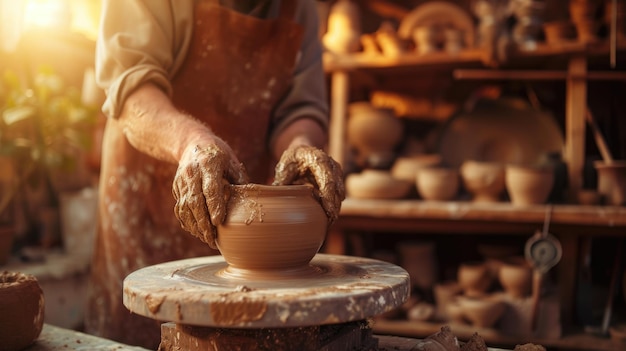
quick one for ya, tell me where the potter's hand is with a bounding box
[273,145,345,224]
[173,139,249,249]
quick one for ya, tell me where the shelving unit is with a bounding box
[322,41,626,350]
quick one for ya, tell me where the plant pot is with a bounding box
[594,161,626,206]
[0,271,45,351]
[216,184,327,278]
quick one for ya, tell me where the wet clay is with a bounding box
[0,271,45,351]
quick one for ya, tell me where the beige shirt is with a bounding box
[96,0,328,145]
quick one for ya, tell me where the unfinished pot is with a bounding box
[216,184,327,278]
[0,271,45,351]
[415,166,460,201]
[457,261,493,297]
[346,170,412,200]
[347,102,404,168]
[594,161,626,206]
[498,256,533,299]
[505,164,554,206]
[457,294,506,329]
[460,160,506,203]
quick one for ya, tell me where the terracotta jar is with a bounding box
[460,160,506,203]
[0,271,45,351]
[457,294,506,329]
[594,161,626,206]
[217,184,327,276]
[415,166,460,201]
[457,261,492,297]
[505,164,554,206]
[498,256,533,299]
[347,102,404,168]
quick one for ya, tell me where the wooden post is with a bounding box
[564,56,587,198]
[329,71,349,167]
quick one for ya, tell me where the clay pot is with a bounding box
[505,164,554,206]
[457,261,493,297]
[322,0,361,54]
[415,166,460,201]
[433,281,462,319]
[594,161,626,206]
[498,256,533,299]
[457,294,506,329]
[347,102,404,168]
[460,160,506,203]
[543,20,576,44]
[216,184,327,275]
[0,271,45,351]
[346,170,412,199]
[446,298,467,324]
[397,241,439,291]
[391,154,442,183]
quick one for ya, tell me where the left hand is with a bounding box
[273,145,345,224]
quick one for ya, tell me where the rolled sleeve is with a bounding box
[268,0,329,149]
[96,0,194,119]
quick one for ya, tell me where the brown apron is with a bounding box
[86,1,303,348]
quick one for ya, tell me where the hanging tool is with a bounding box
[525,205,563,332]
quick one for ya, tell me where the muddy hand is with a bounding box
[173,139,249,249]
[273,145,345,224]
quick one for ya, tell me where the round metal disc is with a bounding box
[123,254,410,328]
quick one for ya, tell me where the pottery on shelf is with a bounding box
[391,154,442,183]
[460,160,506,203]
[498,256,533,299]
[0,271,45,351]
[397,241,439,291]
[346,170,412,200]
[216,184,327,276]
[415,166,460,201]
[505,164,554,206]
[594,161,626,206]
[322,0,361,54]
[457,261,493,297]
[347,102,404,168]
[456,294,506,329]
[433,281,463,319]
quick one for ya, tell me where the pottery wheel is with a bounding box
[123,254,410,328]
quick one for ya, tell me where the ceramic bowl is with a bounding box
[457,261,493,297]
[498,256,533,299]
[505,164,554,206]
[415,166,460,201]
[391,154,442,183]
[346,169,412,199]
[460,160,506,203]
[0,271,45,351]
[457,294,506,329]
[217,184,327,276]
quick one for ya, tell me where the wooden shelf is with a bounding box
[337,198,626,235]
[371,319,619,351]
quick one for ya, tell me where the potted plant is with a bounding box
[0,66,97,260]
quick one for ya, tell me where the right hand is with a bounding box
[172,137,249,249]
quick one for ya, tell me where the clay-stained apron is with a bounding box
[86,1,303,347]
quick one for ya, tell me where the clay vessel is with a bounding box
[505,164,554,206]
[433,281,462,320]
[345,170,412,199]
[391,154,442,183]
[457,261,492,297]
[347,102,404,168]
[457,294,506,328]
[460,160,506,203]
[0,271,45,351]
[397,241,438,291]
[415,166,460,201]
[322,0,361,54]
[498,256,533,299]
[217,184,327,276]
[594,161,626,206]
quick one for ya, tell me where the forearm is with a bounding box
[117,83,215,163]
[271,118,327,161]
